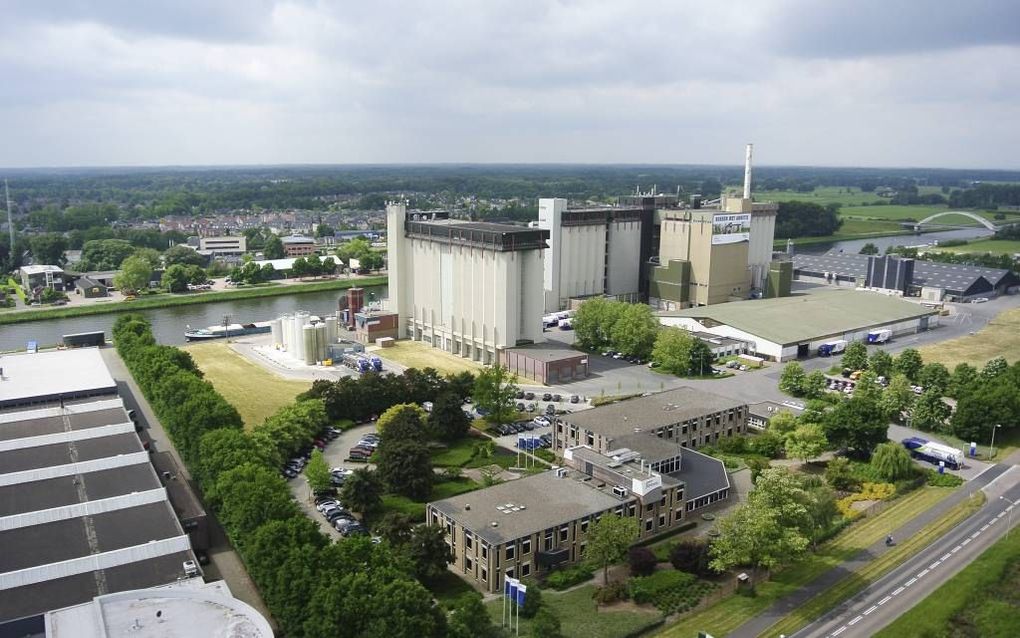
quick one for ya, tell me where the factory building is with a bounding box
[386,202,548,364]
[659,288,940,361]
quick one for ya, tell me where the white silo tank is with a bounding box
[315,323,327,361]
[303,324,316,365]
[271,318,283,347]
[325,316,338,345]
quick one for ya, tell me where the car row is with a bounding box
[602,351,646,364]
[348,432,380,462]
[281,425,344,479]
[313,495,368,537]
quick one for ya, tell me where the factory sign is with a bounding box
[711,213,751,245]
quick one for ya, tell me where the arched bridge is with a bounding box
[914,210,998,231]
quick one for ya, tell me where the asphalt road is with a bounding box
[792,466,1020,638]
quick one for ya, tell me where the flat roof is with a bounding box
[19,265,63,275]
[748,401,805,419]
[0,349,118,409]
[668,448,730,500]
[610,433,687,462]
[429,470,627,545]
[503,346,587,363]
[560,387,745,440]
[404,219,549,252]
[660,289,937,346]
[792,253,1018,293]
[253,255,340,271]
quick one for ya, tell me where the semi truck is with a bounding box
[867,329,892,344]
[817,340,848,357]
[901,437,962,470]
[369,355,384,372]
[342,354,372,373]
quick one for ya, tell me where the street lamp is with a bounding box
[989,423,1002,460]
[1000,495,1019,538]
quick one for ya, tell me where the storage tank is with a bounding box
[271,319,283,347]
[303,324,316,365]
[315,323,327,361]
[325,316,338,345]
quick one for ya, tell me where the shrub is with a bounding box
[628,570,716,615]
[545,565,593,590]
[836,482,896,519]
[628,546,658,577]
[748,431,784,458]
[717,436,748,454]
[926,469,964,487]
[669,539,712,577]
[593,580,629,605]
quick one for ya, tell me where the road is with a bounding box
[792,466,1020,638]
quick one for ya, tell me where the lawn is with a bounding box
[918,306,1020,369]
[381,477,483,522]
[655,486,956,638]
[761,187,886,207]
[430,438,482,468]
[427,571,477,609]
[485,584,663,638]
[875,523,1020,638]
[839,204,948,222]
[183,342,311,429]
[939,238,1020,256]
[370,340,485,377]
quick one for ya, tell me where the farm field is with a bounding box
[760,187,885,207]
[839,204,947,221]
[184,341,311,429]
[939,239,1020,256]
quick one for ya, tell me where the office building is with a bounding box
[198,235,247,256]
[386,202,548,363]
[19,265,65,292]
[281,235,317,256]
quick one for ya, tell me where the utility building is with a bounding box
[386,202,548,364]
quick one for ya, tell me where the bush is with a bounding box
[926,469,964,487]
[748,431,784,458]
[628,546,658,577]
[836,482,895,519]
[628,570,717,615]
[593,580,630,605]
[669,539,712,577]
[716,436,748,454]
[545,565,593,590]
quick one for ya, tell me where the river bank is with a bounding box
[0,276,386,326]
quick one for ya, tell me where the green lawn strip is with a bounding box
[427,571,477,609]
[761,491,985,638]
[875,526,1020,638]
[380,478,483,522]
[0,276,386,325]
[656,487,953,637]
[430,438,480,467]
[485,584,662,638]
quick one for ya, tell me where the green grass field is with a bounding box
[919,306,1020,369]
[761,187,886,207]
[876,523,1020,638]
[485,584,662,638]
[656,486,956,638]
[839,204,947,221]
[940,239,1020,256]
[184,342,312,429]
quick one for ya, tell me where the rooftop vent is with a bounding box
[465,504,471,511]
[491,521,499,527]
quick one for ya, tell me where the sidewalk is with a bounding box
[725,463,1009,638]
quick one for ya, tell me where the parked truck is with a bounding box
[342,354,371,373]
[867,329,892,344]
[817,340,848,357]
[901,437,962,470]
[369,355,384,372]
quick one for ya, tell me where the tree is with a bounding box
[316,223,335,238]
[825,457,856,491]
[669,539,712,577]
[628,546,658,576]
[748,430,784,458]
[573,297,624,352]
[304,449,331,493]
[376,403,429,441]
[841,342,869,372]
[981,356,1009,380]
[894,348,924,382]
[212,463,299,538]
[196,428,271,489]
[802,370,828,399]
[185,264,208,285]
[768,410,799,438]
[912,390,952,432]
[114,255,153,294]
[584,515,638,585]
[340,467,384,515]
[132,247,163,269]
[652,327,712,376]
[377,440,433,500]
[869,349,894,379]
[852,370,884,405]
[823,395,889,456]
[80,238,136,270]
[950,382,1020,442]
[163,243,207,267]
[859,242,880,255]
[445,371,476,402]
[520,581,542,618]
[529,608,563,638]
[779,362,806,396]
[161,263,191,292]
[375,511,416,547]
[879,374,915,421]
[448,593,495,638]
[404,524,452,582]
[871,442,915,481]
[785,424,828,463]
[948,362,979,398]
[29,233,68,265]
[917,363,950,395]
[360,251,385,271]
[473,365,518,425]
[263,233,285,259]
[428,392,471,442]
[709,501,809,584]
[609,303,659,358]
[337,237,372,261]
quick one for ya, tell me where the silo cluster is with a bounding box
[272,310,339,365]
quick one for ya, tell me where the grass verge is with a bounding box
[0,276,385,325]
[183,341,311,429]
[918,306,1020,369]
[370,340,487,377]
[875,519,1020,638]
[655,486,956,638]
[761,491,986,638]
[485,584,662,638]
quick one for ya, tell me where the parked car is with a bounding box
[545,404,556,415]
[552,394,562,402]
[533,416,551,427]
[515,390,525,400]
[570,395,580,404]
[316,499,340,513]
[524,392,535,400]
[526,402,537,412]
[542,393,552,401]
[281,467,298,479]
[516,402,525,411]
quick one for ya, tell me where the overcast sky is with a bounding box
[1,1,1018,169]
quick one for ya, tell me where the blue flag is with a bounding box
[516,583,527,607]
[505,576,518,599]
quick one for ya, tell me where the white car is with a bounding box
[316,499,340,513]
[533,416,551,427]
[970,297,989,303]
[330,467,354,477]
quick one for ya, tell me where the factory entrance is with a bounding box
[797,344,810,358]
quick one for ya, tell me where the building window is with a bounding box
[559,525,568,542]
[645,502,654,512]
[506,542,515,560]
[465,532,473,550]
[481,568,488,582]
[659,514,666,527]
[586,433,594,446]
[644,519,653,532]
[465,556,473,572]
[522,538,531,555]
[627,503,636,516]
[660,495,667,506]
[481,545,488,560]
[521,563,531,577]
[506,568,514,580]
[544,530,554,550]
[675,509,684,521]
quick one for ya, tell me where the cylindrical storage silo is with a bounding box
[325,316,337,345]
[303,324,316,365]
[315,323,327,361]
[283,315,294,352]
[271,319,282,347]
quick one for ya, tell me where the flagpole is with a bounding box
[516,591,520,637]
[502,577,506,628]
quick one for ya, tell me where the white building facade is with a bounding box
[387,202,548,364]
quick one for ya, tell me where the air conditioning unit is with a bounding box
[555,468,568,478]
[612,485,628,498]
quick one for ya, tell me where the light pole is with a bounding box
[989,423,1002,460]
[1000,495,1019,538]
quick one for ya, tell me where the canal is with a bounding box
[798,227,994,255]
[0,284,387,351]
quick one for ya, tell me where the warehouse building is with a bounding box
[553,386,748,454]
[387,202,548,363]
[792,252,1020,301]
[659,288,940,362]
[498,346,589,384]
[0,350,199,626]
[426,439,728,594]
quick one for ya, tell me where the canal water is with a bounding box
[797,227,994,256]
[0,284,387,351]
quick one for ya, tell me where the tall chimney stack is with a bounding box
[743,143,753,200]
